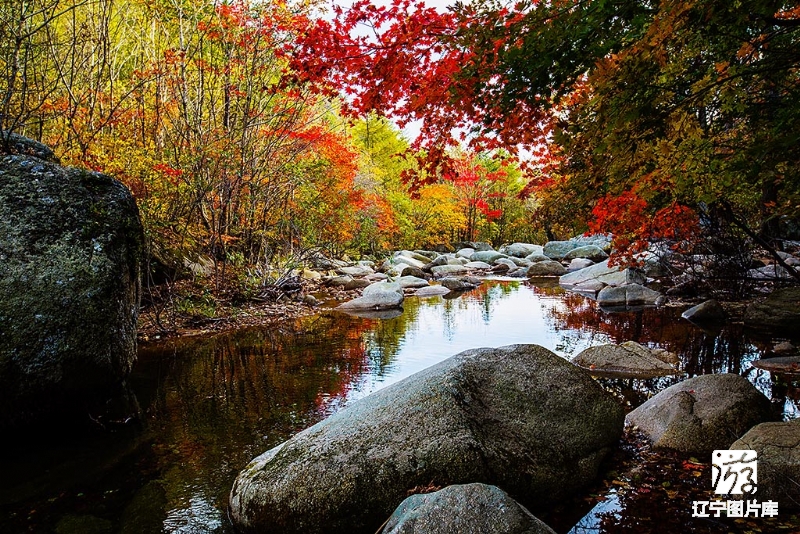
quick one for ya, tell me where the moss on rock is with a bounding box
[0,141,143,429]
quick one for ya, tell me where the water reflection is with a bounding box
[1,279,797,534]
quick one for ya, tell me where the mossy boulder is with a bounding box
[229,344,624,534]
[0,140,143,429]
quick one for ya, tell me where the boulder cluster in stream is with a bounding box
[232,236,800,532]
[324,234,672,315]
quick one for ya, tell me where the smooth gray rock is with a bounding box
[597,284,661,306]
[464,261,492,270]
[431,264,468,276]
[573,280,606,295]
[564,245,609,262]
[505,256,532,267]
[337,265,374,277]
[626,374,772,454]
[730,420,800,509]
[336,281,403,310]
[506,268,530,278]
[471,242,495,252]
[423,255,449,271]
[447,257,469,266]
[395,251,430,266]
[325,274,354,287]
[456,248,476,259]
[500,243,543,258]
[681,300,727,325]
[744,287,800,333]
[494,258,519,270]
[567,258,595,272]
[414,285,451,297]
[527,261,567,277]
[0,147,143,428]
[525,253,552,263]
[439,277,479,291]
[559,260,645,288]
[470,250,507,263]
[382,483,556,534]
[396,276,430,289]
[344,278,372,290]
[572,342,681,379]
[230,345,625,534]
[543,241,580,260]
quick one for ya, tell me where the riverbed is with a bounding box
[0,278,795,533]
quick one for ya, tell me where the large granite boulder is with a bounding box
[626,374,772,454]
[337,281,404,311]
[382,483,556,534]
[0,139,143,428]
[730,420,800,509]
[744,287,800,333]
[229,345,625,534]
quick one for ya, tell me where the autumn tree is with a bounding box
[289,0,800,276]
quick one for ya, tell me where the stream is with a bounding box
[1,278,796,533]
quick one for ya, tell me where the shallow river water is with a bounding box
[1,278,796,533]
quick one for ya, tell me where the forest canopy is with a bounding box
[290,0,800,260]
[2,0,799,285]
